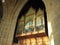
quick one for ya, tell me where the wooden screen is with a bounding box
[19,36,48,45]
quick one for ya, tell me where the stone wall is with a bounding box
[43,0,60,45]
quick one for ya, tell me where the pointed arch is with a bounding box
[13,0,48,43]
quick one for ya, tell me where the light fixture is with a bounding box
[2,0,5,3]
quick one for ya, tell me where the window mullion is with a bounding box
[34,11,37,32]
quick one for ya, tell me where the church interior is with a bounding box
[0,0,60,45]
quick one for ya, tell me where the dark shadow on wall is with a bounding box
[13,0,48,43]
[0,0,3,22]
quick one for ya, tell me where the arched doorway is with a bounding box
[13,0,48,45]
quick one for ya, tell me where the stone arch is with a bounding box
[12,0,30,43]
[13,0,48,43]
[0,0,29,45]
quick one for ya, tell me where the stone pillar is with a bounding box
[0,0,28,45]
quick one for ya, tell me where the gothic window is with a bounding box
[36,9,45,31]
[16,7,45,35]
[16,16,24,34]
[13,0,48,45]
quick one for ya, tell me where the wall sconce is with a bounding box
[2,0,5,3]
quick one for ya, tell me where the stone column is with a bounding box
[0,0,28,45]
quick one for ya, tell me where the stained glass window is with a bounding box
[36,9,45,31]
[16,8,45,34]
[16,16,24,34]
[25,15,34,33]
